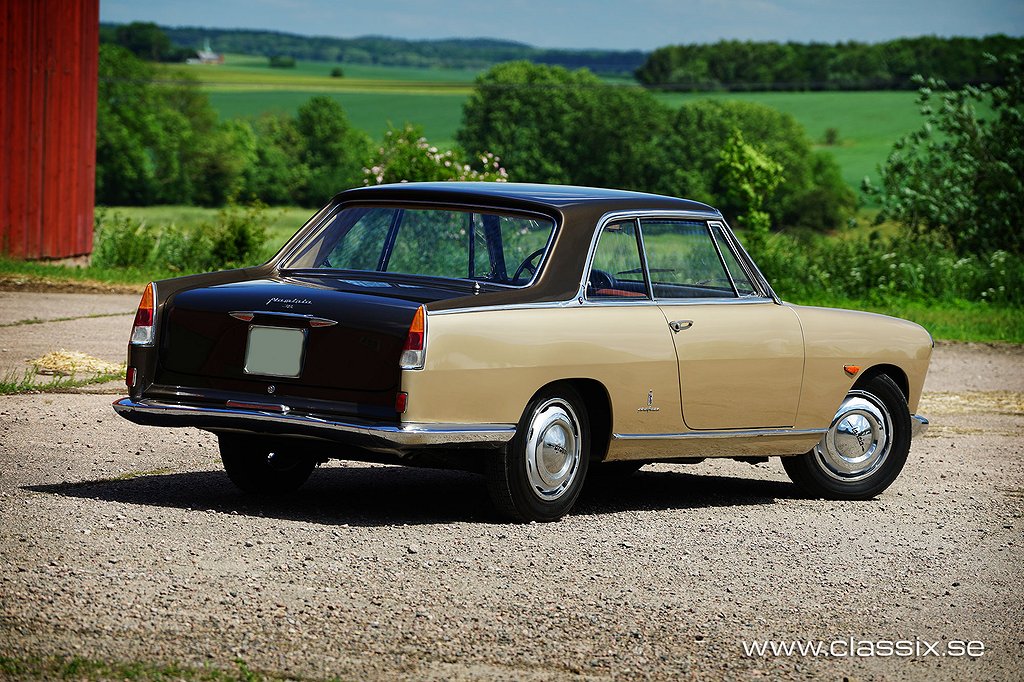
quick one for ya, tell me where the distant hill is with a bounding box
[112,24,647,76]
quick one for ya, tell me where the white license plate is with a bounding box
[243,326,306,378]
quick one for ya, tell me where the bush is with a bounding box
[866,53,1023,254]
[269,55,296,68]
[92,205,271,273]
[330,67,344,78]
[749,230,1024,307]
[364,124,508,185]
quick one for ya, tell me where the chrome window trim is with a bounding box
[703,221,740,296]
[711,219,781,304]
[583,217,653,303]
[709,220,771,300]
[581,206,724,303]
[277,199,561,290]
[431,208,782,314]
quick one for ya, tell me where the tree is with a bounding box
[112,22,186,62]
[670,99,855,229]
[269,55,296,68]
[867,54,1023,253]
[457,61,681,193]
[715,129,784,242]
[95,45,253,206]
[95,45,167,204]
[295,96,372,203]
[241,114,311,205]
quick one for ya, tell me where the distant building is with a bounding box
[186,38,223,65]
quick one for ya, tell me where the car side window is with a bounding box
[587,220,649,299]
[641,219,738,299]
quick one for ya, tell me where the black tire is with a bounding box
[783,374,910,500]
[486,384,590,522]
[218,434,317,495]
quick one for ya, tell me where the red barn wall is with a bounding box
[1,0,99,260]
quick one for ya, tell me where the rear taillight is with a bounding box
[130,282,156,346]
[399,306,426,369]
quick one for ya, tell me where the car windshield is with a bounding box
[281,206,556,286]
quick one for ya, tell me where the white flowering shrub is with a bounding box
[363,124,508,186]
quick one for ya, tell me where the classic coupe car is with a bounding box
[114,183,931,521]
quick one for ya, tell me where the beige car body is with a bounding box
[403,209,932,464]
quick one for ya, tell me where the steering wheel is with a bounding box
[512,248,546,281]
[587,269,615,293]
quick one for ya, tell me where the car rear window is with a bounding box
[282,206,556,287]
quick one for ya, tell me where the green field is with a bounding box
[171,55,926,197]
[208,91,466,145]
[653,90,922,192]
[174,56,929,195]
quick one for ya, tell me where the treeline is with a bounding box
[636,35,1024,90]
[97,44,856,232]
[96,46,504,208]
[100,23,647,75]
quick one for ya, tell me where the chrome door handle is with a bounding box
[668,319,693,333]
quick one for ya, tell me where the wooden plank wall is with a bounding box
[1,0,99,259]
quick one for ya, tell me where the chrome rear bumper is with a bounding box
[112,397,515,454]
[911,414,929,438]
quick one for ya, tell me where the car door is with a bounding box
[641,218,805,430]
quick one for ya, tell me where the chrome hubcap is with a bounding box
[814,390,891,482]
[525,399,581,501]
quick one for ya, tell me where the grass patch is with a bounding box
[0,369,124,396]
[0,654,314,681]
[0,312,131,328]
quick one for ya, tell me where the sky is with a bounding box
[99,0,1024,51]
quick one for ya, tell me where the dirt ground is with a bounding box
[0,291,1021,680]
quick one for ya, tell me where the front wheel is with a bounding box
[218,434,317,495]
[486,385,590,522]
[783,374,910,500]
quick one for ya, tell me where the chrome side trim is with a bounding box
[112,397,516,452]
[613,427,827,440]
[911,414,929,438]
[428,295,780,315]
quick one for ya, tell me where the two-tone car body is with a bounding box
[114,183,931,521]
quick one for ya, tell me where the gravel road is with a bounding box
[1,292,1022,680]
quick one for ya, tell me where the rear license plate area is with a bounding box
[243,325,307,378]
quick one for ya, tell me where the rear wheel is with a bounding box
[783,374,910,500]
[218,434,317,495]
[486,385,590,522]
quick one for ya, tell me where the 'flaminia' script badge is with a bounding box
[637,390,660,412]
[267,297,313,308]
